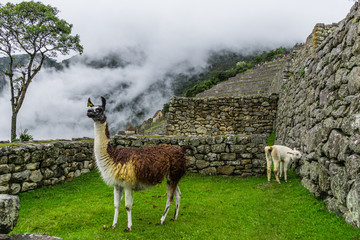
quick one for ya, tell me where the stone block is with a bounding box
[29,170,43,183]
[211,144,226,153]
[22,182,37,192]
[348,67,360,95]
[199,167,216,176]
[322,130,349,161]
[196,160,210,169]
[345,154,360,180]
[0,174,11,186]
[43,169,54,179]
[329,163,347,204]
[0,157,7,164]
[346,179,360,228]
[0,194,20,234]
[41,158,56,168]
[217,166,235,175]
[10,184,21,195]
[12,170,31,183]
[81,169,90,174]
[186,156,196,167]
[25,163,40,170]
[0,186,9,194]
[220,153,236,161]
[0,165,10,175]
[8,155,23,165]
[229,145,245,153]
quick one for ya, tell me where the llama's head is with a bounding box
[288,149,302,161]
[87,96,107,123]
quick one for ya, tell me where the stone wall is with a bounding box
[275,2,360,227]
[0,141,95,194]
[110,134,267,177]
[166,95,278,136]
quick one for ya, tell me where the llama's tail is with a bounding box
[181,145,194,156]
[264,146,273,162]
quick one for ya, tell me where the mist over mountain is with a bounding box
[0,0,353,141]
[0,46,265,140]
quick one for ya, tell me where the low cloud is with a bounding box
[0,0,354,140]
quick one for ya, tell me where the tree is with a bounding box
[0,1,83,141]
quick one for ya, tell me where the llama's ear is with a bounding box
[101,96,106,110]
[87,98,94,107]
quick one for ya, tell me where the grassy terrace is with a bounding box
[11,171,360,240]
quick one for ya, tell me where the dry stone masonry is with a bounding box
[0,141,95,194]
[275,2,360,228]
[110,134,267,177]
[166,95,278,136]
[0,0,359,231]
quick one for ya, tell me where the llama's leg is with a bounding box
[124,187,133,232]
[279,161,283,179]
[273,159,281,184]
[283,161,290,182]
[266,155,272,182]
[157,182,175,225]
[171,186,181,221]
[111,185,123,229]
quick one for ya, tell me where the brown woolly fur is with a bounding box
[181,145,194,155]
[88,96,189,229]
[107,144,187,187]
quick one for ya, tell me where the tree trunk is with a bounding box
[11,112,17,141]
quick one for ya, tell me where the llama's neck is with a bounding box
[94,121,110,154]
[93,120,137,187]
[93,121,114,184]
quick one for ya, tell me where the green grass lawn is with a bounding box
[12,171,360,240]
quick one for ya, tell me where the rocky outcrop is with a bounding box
[0,195,19,234]
[275,1,360,227]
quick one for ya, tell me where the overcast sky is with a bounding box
[0,0,355,140]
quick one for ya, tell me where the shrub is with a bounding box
[19,129,33,142]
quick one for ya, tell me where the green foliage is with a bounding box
[162,103,169,115]
[19,128,33,142]
[11,138,20,142]
[0,2,83,57]
[12,171,360,239]
[297,67,305,77]
[184,63,250,97]
[267,131,276,146]
[251,47,289,66]
[0,1,83,140]
[171,50,255,96]
[183,47,289,97]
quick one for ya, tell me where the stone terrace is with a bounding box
[196,58,289,98]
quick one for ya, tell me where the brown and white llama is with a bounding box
[87,96,192,232]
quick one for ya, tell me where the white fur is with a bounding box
[265,145,301,184]
[93,121,116,185]
[93,120,183,231]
